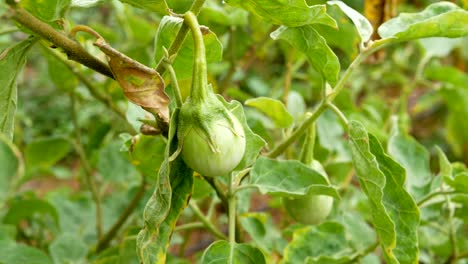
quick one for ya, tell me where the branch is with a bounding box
[7,5,114,79]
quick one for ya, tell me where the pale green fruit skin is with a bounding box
[181,112,246,177]
[283,193,333,225]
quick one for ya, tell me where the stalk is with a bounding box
[184,12,209,102]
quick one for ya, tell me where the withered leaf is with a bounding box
[94,38,170,123]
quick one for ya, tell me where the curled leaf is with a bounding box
[94,38,170,122]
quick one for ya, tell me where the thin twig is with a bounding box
[95,179,147,253]
[70,91,103,239]
[189,202,227,240]
[417,190,459,207]
[174,222,204,232]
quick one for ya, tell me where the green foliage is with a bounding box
[0,0,467,263]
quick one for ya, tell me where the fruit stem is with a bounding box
[299,122,316,165]
[184,11,209,103]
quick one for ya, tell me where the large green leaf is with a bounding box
[49,233,88,264]
[245,97,293,128]
[0,38,36,140]
[225,0,336,28]
[97,141,139,183]
[118,0,168,13]
[248,157,340,199]
[201,240,266,264]
[328,1,373,44]
[136,109,194,264]
[387,119,432,199]
[271,25,340,86]
[3,197,59,227]
[154,16,223,81]
[20,0,71,22]
[128,135,166,180]
[0,243,52,264]
[240,212,286,254]
[282,222,356,264]
[439,86,468,157]
[25,136,71,172]
[378,2,468,41]
[0,133,23,205]
[348,121,420,264]
[424,64,468,89]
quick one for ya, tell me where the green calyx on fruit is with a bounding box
[176,12,246,177]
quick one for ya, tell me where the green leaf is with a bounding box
[71,0,103,7]
[43,50,77,92]
[312,5,361,61]
[49,233,88,264]
[25,136,71,172]
[128,135,166,180]
[225,0,336,28]
[20,0,71,22]
[118,0,168,13]
[137,109,194,264]
[217,96,266,171]
[271,25,340,86]
[282,222,356,264]
[418,37,463,58]
[249,157,340,199]
[328,1,373,43]
[0,133,23,204]
[439,86,468,157]
[0,243,52,264]
[0,38,36,140]
[240,212,286,254]
[348,121,420,264]
[378,2,468,41]
[387,118,432,199]
[201,240,266,264]
[98,141,139,183]
[245,97,293,128]
[424,64,468,89]
[3,198,59,226]
[154,16,223,80]
[201,1,248,26]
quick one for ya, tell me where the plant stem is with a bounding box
[189,202,227,240]
[299,121,316,164]
[174,222,204,232]
[155,0,206,74]
[7,5,113,78]
[69,91,103,239]
[95,179,147,253]
[417,190,459,207]
[266,39,392,158]
[326,102,349,126]
[184,11,208,102]
[267,101,327,158]
[0,28,18,36]
[228,173,237,261]
[42,44,136,133]
[162,59,183,107]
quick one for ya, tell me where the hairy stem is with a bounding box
[184,11,209,102]
[7,5,113,78]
